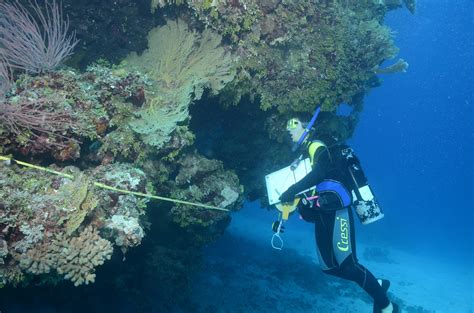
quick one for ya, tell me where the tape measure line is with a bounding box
[0,155,229,212]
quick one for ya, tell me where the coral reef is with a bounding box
[151,0,411,121]
[0,64,149,161]
[0,13,243,290]
[0,161,150,286]
[169,152,243,243]
[245,3,397,115]
[0,61,242,289]
[124,18,236,148]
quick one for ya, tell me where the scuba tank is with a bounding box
[337,146,385,224]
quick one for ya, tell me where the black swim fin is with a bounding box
[373,279,392,313]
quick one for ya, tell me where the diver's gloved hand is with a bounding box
[272,220,284,233]
[279,186,297,203]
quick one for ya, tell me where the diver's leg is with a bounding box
[336,257,391,309]
[323,207,391,309]
[314,210,338,271]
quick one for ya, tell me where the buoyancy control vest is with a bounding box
[303,140,384,224]
[304,140,352,209]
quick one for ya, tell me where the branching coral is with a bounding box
[19,226,113,286]
[12,224,45,253]
[18,241,55,275]
[52,227,113,286]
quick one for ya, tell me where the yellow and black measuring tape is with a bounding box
[0,155,229,212]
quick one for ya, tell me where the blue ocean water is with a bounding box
[350,0,474,261]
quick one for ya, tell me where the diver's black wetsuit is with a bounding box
[281,140,390,309]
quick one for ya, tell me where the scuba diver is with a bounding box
[277,116,400,313]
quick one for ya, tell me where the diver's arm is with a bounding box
[279,147,330,202]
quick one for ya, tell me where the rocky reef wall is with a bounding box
[0,0,413,309]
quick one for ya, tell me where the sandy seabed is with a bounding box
[191,203,473,313]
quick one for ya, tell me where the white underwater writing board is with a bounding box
[265,158,312,205]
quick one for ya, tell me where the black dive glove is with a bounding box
[272,220,284,233]
[279,185,297,203]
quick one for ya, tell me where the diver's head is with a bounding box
[286,118,307,143]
